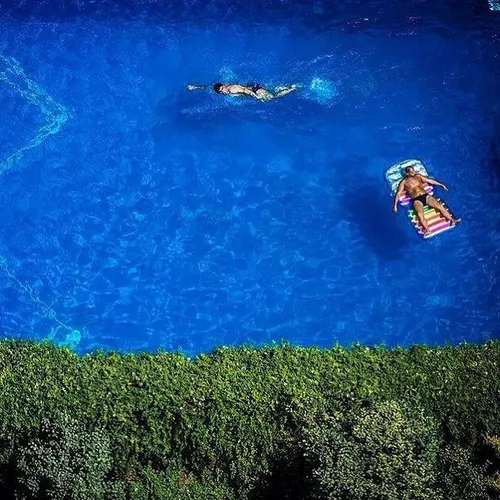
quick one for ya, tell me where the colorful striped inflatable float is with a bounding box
[385,159,458,239]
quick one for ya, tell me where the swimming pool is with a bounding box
[0,0,499,355]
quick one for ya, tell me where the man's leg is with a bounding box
[426,196,461,224]
[414,201,431,236]
[255,88,274,101]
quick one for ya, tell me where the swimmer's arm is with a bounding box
[393,180,405,213]
[418,174,449,191]
[186,84,208,91]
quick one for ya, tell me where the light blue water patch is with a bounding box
[489,0,500,11]
[306,77,338,104]
[0,254,81,349]
[45,327,82,350]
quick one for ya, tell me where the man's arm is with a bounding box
[186,84,207,91]
[418,174,449,191]
[393,180,405,214]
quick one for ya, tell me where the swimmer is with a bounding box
[393,166,461,237]
[186,82,297,101]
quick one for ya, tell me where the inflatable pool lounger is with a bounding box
[385,159,458,239]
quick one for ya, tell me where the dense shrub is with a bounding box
[129,467,235,500]
[301,401,441,500]
[15,413,124,499]
[484,435,500,496]
[437,444,491,500]
[0,340,498,498]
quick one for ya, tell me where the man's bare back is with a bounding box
[186,82,297,101]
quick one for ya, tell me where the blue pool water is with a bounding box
[0,0,499,355]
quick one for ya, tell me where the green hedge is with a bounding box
[0,340,499,498]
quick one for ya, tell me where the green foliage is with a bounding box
[15,413,124,499]
[129,467,235,500]
[437,444,491,500]
[302,401,441,500]
[0,340,498,498]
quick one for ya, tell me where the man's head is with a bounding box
[213,83,224,94]
[405,166,416,177]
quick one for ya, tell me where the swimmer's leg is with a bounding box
[274,84,297,98]
[255,88,274,101]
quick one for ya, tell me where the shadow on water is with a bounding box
[342,182,409,260]
[158,90,331,138]
[155,91,253,145]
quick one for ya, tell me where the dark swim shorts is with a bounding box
[247,82,264,93]
[412,193,428,206]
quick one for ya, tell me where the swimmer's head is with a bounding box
[405,166,416,176]
[213,83,224,94]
